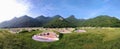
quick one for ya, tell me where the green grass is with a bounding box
[0,27,120,49]
[85,28,120,41]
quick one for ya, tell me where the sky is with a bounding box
[0,0,120,22]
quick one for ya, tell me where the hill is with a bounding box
[35,15,52,26]
[0,15,42,28]
[0,15,79,28]
[82,15,120,27]
[0,15,120,28]
[44,15,76,28]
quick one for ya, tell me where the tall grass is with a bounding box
[0,28,120,49]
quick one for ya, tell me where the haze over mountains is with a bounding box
[0,15,120,28]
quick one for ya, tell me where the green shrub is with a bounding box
[19,30,29,33]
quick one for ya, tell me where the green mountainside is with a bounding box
[0,15,120,28]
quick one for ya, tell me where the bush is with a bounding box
[19,30,29,33]
[59,33,64,40]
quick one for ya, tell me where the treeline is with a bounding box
[0,15,120,28]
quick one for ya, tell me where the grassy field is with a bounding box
[0,27,120,49]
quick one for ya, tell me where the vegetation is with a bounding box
[82,15,120,27]
[0,28,120,49]
[0,15,120,28]
[66,15,80,27]
[44,15,76,28]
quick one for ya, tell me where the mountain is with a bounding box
[0,15,41,28]
[43,15,76,28]
[0,15,120,28]
[82,15,120,27]
[35,15,52,26]
[66,15,79,26]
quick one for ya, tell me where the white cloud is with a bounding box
[0,0,32,23]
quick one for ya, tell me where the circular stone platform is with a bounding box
[32,32,59,42]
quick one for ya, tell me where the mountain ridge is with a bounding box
[0,15,79,28]
[0,15,120,28]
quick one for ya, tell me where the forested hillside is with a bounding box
[0,15,120,28]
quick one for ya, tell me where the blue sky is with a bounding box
[0,0,120,23]
[27,0,120,19]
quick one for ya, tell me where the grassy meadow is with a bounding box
[0,27,120,49]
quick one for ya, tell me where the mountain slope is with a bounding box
[0,15,41,28]
[35,15,52,26]
[44,15,76,28]
[83,15,120,27]
[66,15,79,26]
